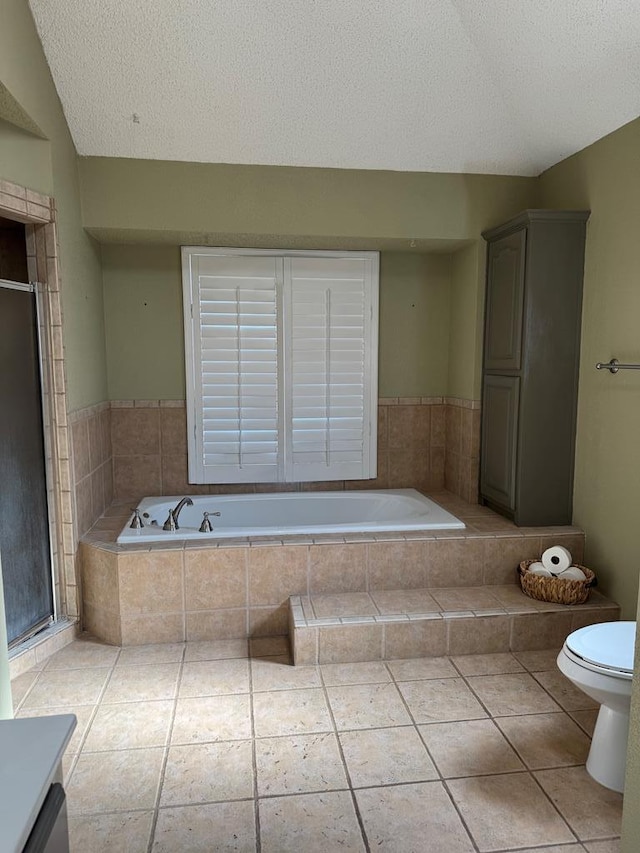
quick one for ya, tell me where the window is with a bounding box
[182,247,379,484]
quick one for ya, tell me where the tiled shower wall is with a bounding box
[106,398,480,503]
[70,403,113,537]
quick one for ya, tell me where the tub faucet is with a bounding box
[163,496,193,531]
[129,508,144,529]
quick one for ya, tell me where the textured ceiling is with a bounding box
[28,0,640,176]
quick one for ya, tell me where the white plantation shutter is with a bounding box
[284,256,377,481]
[184,252,282,483]
[183,248,378,484]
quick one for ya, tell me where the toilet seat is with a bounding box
[564,621,635,678]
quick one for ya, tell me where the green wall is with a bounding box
[85,158,534,404]
[102,245,455,400]
[0,0,107,410]
[537,116,640,849]
[378,253,451,398]
[538,118,640,619]
[0,116,51,194]
[78,157,534,246]
[102,245,185,400]
[448,242,485,401]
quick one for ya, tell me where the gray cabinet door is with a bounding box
[484,229,526,371]
[480,374,520,511]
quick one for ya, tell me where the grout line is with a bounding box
[318,664,372,852]
[528,669,579,715]
[525,769,582,845]
[154,795,256,810]
[443,657,583,848]
[144,642,186,852]
[248,644,262,853]
[256,782,350,801]
[245,548,251,639]
[11,669,42,714]
[364,543,370,593]
[385,659,481,852]
[567,708,598,738]
[493,711,590,774]
[59,652,123,791]
[439,777,483,853]
[67,805,163,819]
[180,549,187,643]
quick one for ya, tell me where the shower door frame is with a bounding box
[0,183,77,634]
[0,277,57,644]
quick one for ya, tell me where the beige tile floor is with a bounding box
[10,635,623,852]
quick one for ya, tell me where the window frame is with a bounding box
[182,246,379,484]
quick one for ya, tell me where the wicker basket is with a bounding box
[518,559,596,605]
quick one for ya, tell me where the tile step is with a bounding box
[289,586,620,665]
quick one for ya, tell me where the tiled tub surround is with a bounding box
[445,397,481,504]
[10,634,623,851]
[80,492,618,653]
[70,403,113,537]
[109,398,481,501]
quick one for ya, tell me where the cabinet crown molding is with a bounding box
[482,209,590,242]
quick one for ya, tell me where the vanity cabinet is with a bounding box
[0,714,76,853]
[480,210,589,526]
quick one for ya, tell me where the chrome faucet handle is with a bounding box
[129,508,144,529]
[199,511,221,533]
[163,511,177,532]
[199,512,213,533]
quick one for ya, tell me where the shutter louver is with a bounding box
[187,255,281,482]
[285,257,375,481]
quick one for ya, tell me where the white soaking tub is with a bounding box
[117,489,464,543]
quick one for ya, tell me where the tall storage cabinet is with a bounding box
[479,210,589,526]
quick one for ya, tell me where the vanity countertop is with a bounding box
[0,714,76,853]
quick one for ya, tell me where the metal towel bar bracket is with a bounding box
[595,358,640,374]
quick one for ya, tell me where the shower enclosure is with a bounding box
[0,218,53,646]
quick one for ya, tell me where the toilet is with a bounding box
[557,621,635,792]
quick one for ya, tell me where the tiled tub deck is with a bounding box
[80,492,619,658]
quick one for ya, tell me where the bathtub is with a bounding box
[117,489,464,544]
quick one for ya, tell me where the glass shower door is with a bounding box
[0,281,53,646]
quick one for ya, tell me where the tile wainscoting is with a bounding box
[70,403,113,538]
[106,397,480,503]
[444,398,481,504]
